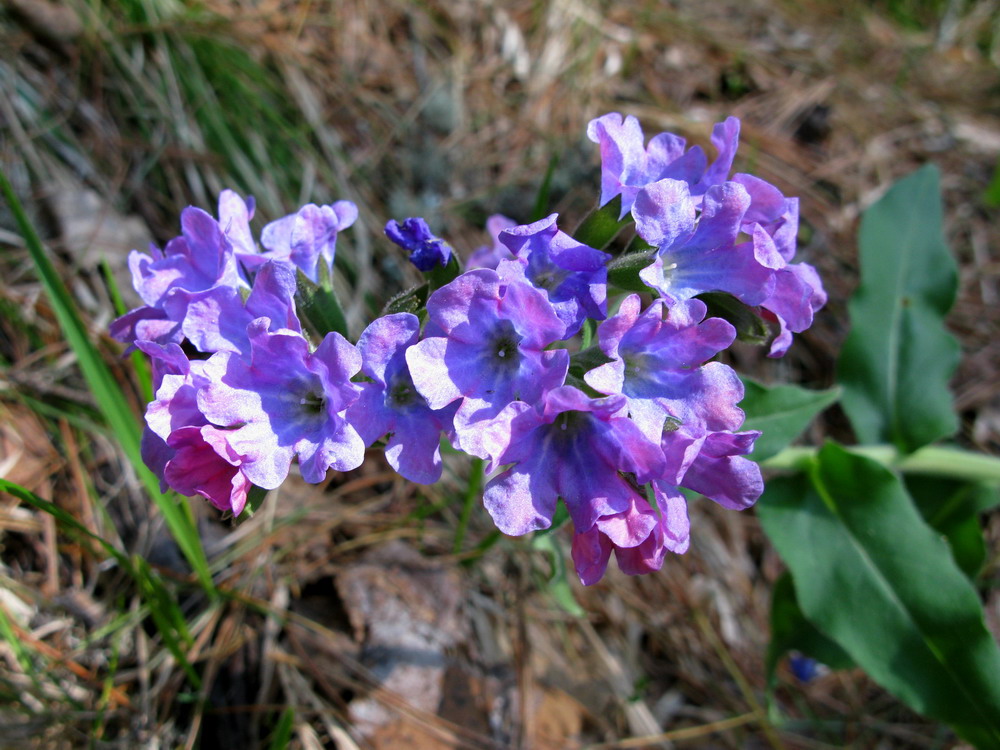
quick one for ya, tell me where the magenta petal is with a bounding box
[571,526,614,586]
[594,496,658,548]
[165,425,250,514]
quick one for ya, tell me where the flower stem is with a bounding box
[762,444,1000,484]
[453,458,484,554]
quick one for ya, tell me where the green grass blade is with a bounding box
[0,477,201,687]
[0,168,215,595]
[268,707,296,750]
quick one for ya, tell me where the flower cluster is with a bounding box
[112,114,824,584]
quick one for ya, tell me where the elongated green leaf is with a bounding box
[758,444,1000,748]
[0,169,214,594]
[740,378,840,461]
[839,165,960,452]
[531,504,584,617]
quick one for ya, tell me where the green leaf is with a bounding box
[426,253,462,290]
[985,156,1000,208]
[766,572,853,692]
[905,476,997,579]
[531,154,559,222]
[839,165,961,453]
[572,196,632,250]
[531,504,584,617]
[0,168,214,596]
[757,444,1000,748]
[740,378,840,461]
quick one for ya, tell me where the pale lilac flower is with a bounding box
[466,214,517,270]
[570,486,690,585]
[586,113,740,218]
[110,206,242,348]
[251,201,358,282]
[197,321,365,488]
[496,213,610,335]
[178,261,301,355]
[346,313,455,484]
[664,429,763,511]
[385,217,452,271]
[217,189,258,278]
[163,426,252,515]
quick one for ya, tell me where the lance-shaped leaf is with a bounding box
[839,165,960,452]
[757,443,1000,748]
[739,378,840,461]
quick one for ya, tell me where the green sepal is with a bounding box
[607,250,656,292]
[382,283,430,317]
[568,345,614,380]
[698,292,771,345]
[236,485,269,522]
[295,267,349,340]
[572,196,632,250]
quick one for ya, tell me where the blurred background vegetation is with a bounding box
[1,0,999,747]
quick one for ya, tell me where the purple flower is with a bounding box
[661,428,762,511]
[177,261,302,355]
[466,214,517,270]
[479,386,665,537]
[251,201,358,282]
[385,217,452,271]
[405,269,569,456]
[110,206,243,349]
[584,294,744,448]
[217,189,258,275]
[734,195,826,357]
[197,322,365,488]
[346,313,455,484]
[587,113,740,218]
[496,213,610,334]
[632,179,779,307]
